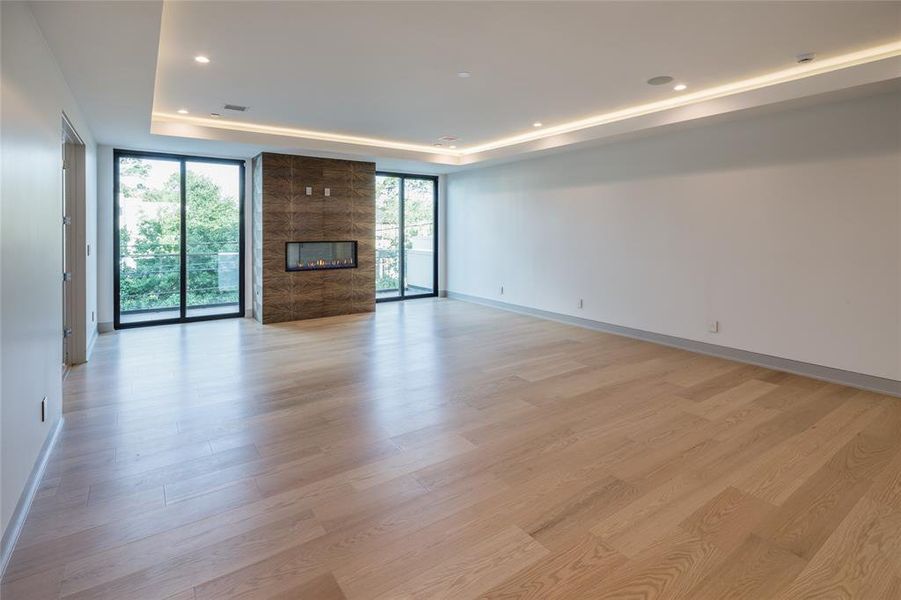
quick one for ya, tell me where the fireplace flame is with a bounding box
[297,257,355,270]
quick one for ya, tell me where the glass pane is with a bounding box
[376,175,401,299]
[117,156,182,324]
[185,161,241,318]
[403,178,435,296]
[286,241,356,271]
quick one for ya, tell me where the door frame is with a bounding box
[375,171,438,303]
[113,149,246,329]
[62,113,87,366]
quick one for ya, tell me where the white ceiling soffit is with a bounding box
[29,1,901,168]
[149,0,901,167]
[151,45,901,167]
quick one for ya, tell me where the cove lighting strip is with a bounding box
[153,40,901,158]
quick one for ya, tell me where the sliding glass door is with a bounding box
[114,150,244,328]
[185,161,242,318]
[375,173,437,301]
[375,175,402,299]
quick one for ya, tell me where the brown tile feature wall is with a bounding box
[252,152,375,323]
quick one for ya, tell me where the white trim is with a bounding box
[447,292,901,398]
[86,325,98,360]
[0,418,64,577]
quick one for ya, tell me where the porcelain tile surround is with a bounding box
[252,152,376,323]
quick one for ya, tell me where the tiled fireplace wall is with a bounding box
[252,152,375,323]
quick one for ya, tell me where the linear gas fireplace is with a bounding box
[286,241,358,271]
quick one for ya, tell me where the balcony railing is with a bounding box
[119,241,239,312]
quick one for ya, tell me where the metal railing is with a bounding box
[120,242,239,312]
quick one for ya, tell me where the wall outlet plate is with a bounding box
[41,397,47,422]
[709,321,719,333]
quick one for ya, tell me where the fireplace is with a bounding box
[286,241,357,271]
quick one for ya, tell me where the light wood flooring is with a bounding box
[3,298,901,599]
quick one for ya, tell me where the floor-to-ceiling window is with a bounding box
[375,172,437,301]
[114,150,244,328]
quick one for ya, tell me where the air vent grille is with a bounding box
[224,104,248,112]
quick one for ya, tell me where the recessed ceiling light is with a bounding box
[647,75,674,86]
[433,143,443,147]
[438,135,459,143]
[177,108,189,114]
[533,122,543,128]
[673,84,687,91]
[796,52,816,64]
[456,71,471,78]
[194,55,210,64]
[449,145,457,149]
[210,112,221,118]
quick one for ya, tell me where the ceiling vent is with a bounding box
[646,75,674,86]
[224,104,248,112]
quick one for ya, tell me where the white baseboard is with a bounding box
[447,292,901,398]
[86,326,98,360]
[0,417,64,578]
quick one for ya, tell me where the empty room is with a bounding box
[2,1,901,598]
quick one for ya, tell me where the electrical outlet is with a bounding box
[305,186,312,196]
[324,188,331,197]
[41,397,47,422]
[709,320,719,333]
[500,285,504,295]
[578,299,584,309]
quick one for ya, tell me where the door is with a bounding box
[185,160,243,318]
[61,140,71,367]
[401,177,437,298]
[62,115,87,365]
[375,175,402,299]
[114,151,244,328]
[375,173,437,301]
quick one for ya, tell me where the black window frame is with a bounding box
[375,171,439,303]
[113,149,246,329]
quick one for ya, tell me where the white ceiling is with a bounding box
[29,1,901,171]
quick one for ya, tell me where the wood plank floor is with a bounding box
[3,298,900,599]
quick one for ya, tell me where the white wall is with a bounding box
[438,174,448,294]
[1,1,98,537]
[85,143,98,352]
[97,146,114,328]
[447,90,901,381]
